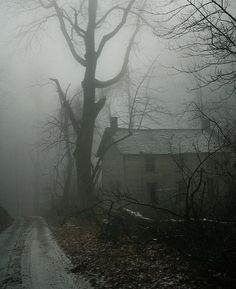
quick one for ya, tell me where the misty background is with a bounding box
[0,0,235,216]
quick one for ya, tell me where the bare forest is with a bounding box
[0,1,235,289]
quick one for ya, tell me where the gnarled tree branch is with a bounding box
[50,78,80,134]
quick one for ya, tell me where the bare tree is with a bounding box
[41,85,81,214]
[12,0,153,213]
[184,102,236,219]
[152,0,236,93]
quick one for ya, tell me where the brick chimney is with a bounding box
[110,117,118,131]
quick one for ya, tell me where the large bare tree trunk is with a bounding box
[42,0,141,214]
[75,0,98,211]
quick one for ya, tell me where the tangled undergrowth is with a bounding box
[52,220,235,289]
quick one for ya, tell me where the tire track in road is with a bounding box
[0,218,24,288]
[0,218,34,289]
[22,217,92,289]
[0,217,92,289]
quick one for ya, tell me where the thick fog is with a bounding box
[0,0,235,216]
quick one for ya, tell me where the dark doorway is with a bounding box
[147,182,157,204]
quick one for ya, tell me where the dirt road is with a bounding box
[0,217,91,289]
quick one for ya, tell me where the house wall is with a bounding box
[122,154,179,203]
[102,151,203,195]
[101,149,230,216]
[102,145,125,192]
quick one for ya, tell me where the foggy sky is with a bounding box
[0,0,234,216]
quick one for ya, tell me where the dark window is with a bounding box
[147,182,157,204]
[207,177,214,196]
[176,180,186,204]
[145,155,155,172]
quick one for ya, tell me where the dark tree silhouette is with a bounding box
[17,0,150,212]
[153,0,236,92]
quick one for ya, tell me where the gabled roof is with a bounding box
[97,127,222,157]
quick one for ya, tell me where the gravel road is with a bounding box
[0,217,92,289]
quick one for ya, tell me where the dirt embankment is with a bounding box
[0,205,12,232]
[52,221,236,289]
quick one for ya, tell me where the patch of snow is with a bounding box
[123,208,153,221]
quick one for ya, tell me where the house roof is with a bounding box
[97,127,223,157]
